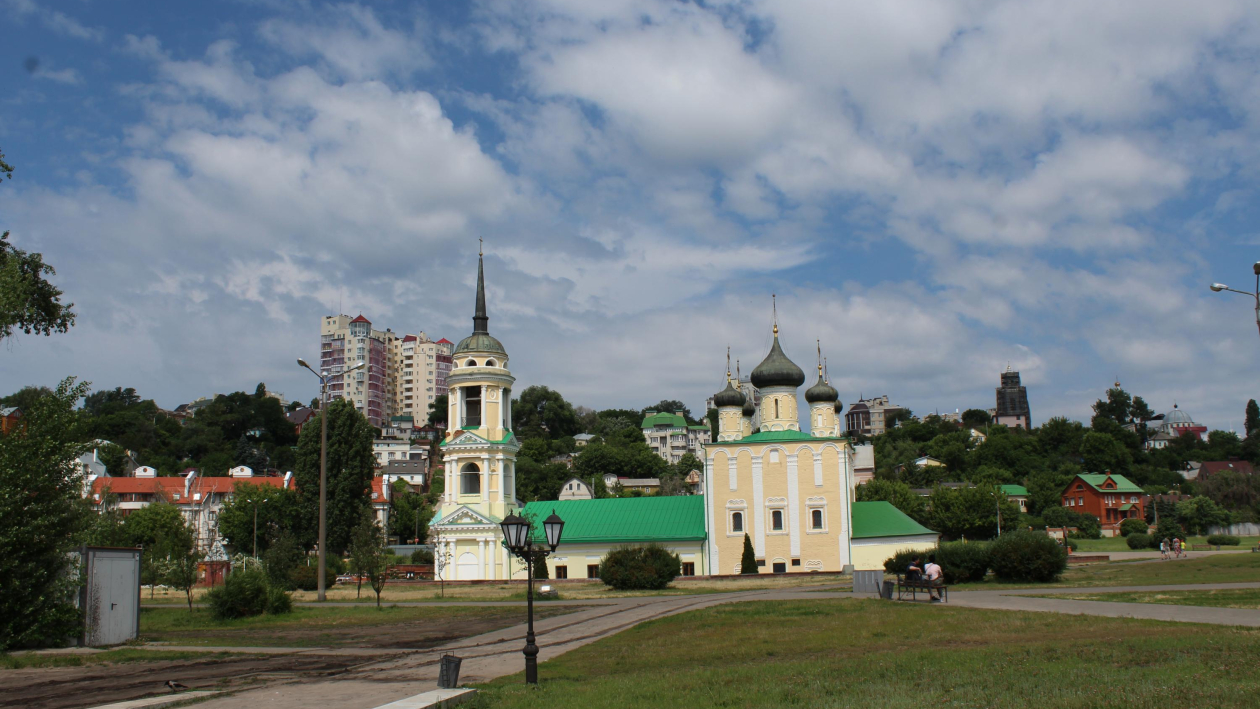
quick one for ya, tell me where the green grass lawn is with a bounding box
[951,550,1260,591]
[468,599,1260,709]
[1072,535,1259,552]
[0,648,244,670]
[140,604,578,647]
[1039,587,1260,610]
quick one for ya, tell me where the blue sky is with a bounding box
[2,0,1259,432]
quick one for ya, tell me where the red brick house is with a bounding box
[1060,473,1146,533]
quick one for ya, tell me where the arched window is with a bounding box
[731,511,743,533]
[466,359,477,367]
[774,398,780,419]
[771,509,784,531]
[811,509,824,530]
[460,462,481,495]
[485,359,496,367]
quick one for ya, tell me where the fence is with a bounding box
[1208,523,1260,537]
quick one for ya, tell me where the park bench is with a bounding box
[895,575,948,603]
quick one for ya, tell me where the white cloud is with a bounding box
[259,3,430,81]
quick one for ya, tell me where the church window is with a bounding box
[731,511,744,533]
[460,462,481,495]
[485,359,496,367]
[771,510,784,531]
[811,509,824,530]
[775,399,780,419]
[554,565,568,579]
[463,386,482,427]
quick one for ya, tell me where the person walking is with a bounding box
[1160,538,1170,560]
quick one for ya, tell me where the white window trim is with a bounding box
[806,504,828,534]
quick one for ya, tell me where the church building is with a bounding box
[429,250,523,580]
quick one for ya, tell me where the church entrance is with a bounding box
[457,552,480,580]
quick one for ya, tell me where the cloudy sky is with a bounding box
[2,0,1259,431]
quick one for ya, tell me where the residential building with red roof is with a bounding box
[1060,473,1146,534]
[1198,459,1255,478]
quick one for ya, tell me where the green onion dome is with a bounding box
[805,372,839,404]
[750,334,805,389]
[713,380,746,408]
[742,398,756,418]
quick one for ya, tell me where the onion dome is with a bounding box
[834,400,844,414]
[750,327,805,389]
[805,367,838,404]
[742,398,756,418]
[713,379,746,408]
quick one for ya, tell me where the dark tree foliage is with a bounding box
[512,386,580,440]
[855,479,928,523]
[0,229,76,341]
[988,530,1068,582]
[533,552,548,580]
[0,378,92,650]
[961,409,992,429]
[215,482,304,555]
[0,385,53,412]
[293,400,375,555]
[1246,399,1260,440]
[740,533,757,574]
[598,545,681,590]
[427,394,448,426]
[642,400,693,423]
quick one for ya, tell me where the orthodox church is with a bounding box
[429,255,935,580]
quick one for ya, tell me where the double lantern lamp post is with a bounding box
[498,510,565,685]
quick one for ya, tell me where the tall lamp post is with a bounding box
[245,496,268,560]
[499,511,565,685]
[298,357,366,601]
[1209,261,1260,339]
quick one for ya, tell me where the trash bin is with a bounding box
[880,580,894,600]
[438,654,462,688]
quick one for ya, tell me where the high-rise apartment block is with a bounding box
[320,314,452,427]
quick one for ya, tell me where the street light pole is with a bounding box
[298,357,365,602]
[1209,261,1260,339]
[500,511,565,685]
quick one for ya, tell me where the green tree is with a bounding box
[427,394,448,427]
[961,409,991,429]
[1079,431,1131,474]
[167,545,205,612]
[124,502,193,597]
[533,552,549,579]
[0,219,75,341]
[512,386,580,440]
[389,480,432,543]
[348,514,387,601]
[293,400,375,555]
[1175,496,1231,536]
[262,532,303,589]
[927,484,1020,541]
[85,492,130,547]
[642,400,693,423]
[215,483,304,556]
[854,479,928,523]
[740,533,757,574]
[0,378,91,650]
[1246,399,1260,440]
[0,385,53,411]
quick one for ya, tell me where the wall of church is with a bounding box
[706,440,852,574]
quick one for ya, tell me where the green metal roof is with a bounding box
[520,496,706,545]
[1074,473,1144,494]
[999,484,1029,497]
[706,429,847,445]
[642,412,688,429]
[688,424,711,431]
[391,415,414,422]
[439,430,517,448]
[851,501,938,539]
[1119,503,1135,511]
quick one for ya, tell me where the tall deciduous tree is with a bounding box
[427,394,448,427]
[1246,399,1260,440]
[0,378,92,650]
[0,150,75,343]
[294,399,375,556]
[512,386,580,440]
[854,479,928,523]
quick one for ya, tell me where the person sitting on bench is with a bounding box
[905,556,924,582]
[924,554,943,603]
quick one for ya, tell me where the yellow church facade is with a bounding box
[704,327,858,574]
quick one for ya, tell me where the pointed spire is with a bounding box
[473,245,489,334]
[824,357,830,384]
[772,294,778,336]
[726,346,732,383]
[817,339,823,378]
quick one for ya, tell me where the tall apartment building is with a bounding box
[320,314,452,427]
[844,395,906,437]
[994,366,1031,429]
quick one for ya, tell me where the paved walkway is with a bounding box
[165,581,1260,709]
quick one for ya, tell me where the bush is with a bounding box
[1206,534,1241,546]
[882,549,923,575]
[206,569,292,619]
[288,564,336,591]
[1073,513,1102,539]
[987,530,1068,583]
[1119,518,1148,537]
[935,542,989,583]
[1149,519,1183,548]
[1126,533,1151,550]
[1064,538,1078,552]
[262,534,303,589]
[410,548,434,564]
[599,545,681,590]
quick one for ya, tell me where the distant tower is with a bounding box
[749,313,805,432]
[994,365,1031,429]
[805,343,839,437]
[712,348,747,442]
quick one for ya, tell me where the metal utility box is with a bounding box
[853,570,884,595]
[80,547,141,647]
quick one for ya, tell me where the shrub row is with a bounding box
[1206,534,1241,546]
[1119,518,1149,537]
[882,531,1068,584]
[599,545,681,590]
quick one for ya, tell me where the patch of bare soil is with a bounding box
[0,653,373,709]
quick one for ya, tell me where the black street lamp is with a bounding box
[499,510,565,685]
[1209,261,1260,340]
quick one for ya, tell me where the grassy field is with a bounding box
[140,604,579,647]
[468,599,1260,708]
[1040,587,1260,610]
[950,550,1260,590]
[0,648,243,670]
[1072,535,1259,552]
[141,573,848,605]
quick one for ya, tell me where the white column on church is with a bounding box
[478,538,486,581]
[481,454,491,504]
[495,454,504,502]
